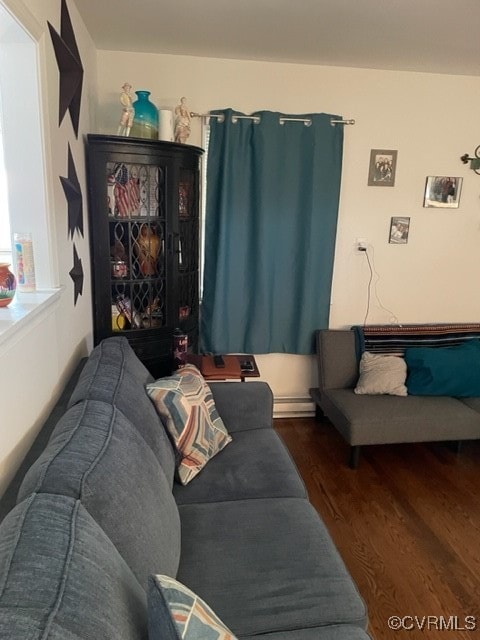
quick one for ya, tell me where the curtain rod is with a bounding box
[190,112,355,126]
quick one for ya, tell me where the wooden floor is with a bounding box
[274,417,480,640]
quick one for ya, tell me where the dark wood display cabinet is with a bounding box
[85,134,203,378]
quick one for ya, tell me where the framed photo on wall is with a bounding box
[389,216,410,244]
[367,149,398,187]
[423,176,463,208]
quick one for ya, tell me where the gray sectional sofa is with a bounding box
[310,329,480,468]
[0,336,371,640]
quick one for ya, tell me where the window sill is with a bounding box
[0,288,63,352]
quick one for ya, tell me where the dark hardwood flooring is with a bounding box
[274,417,480,640]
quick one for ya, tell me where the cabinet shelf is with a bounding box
[109,276,166,284]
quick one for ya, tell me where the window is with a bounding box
[0,0,54,289]
[0,0,59,348]
[0,107,11,262]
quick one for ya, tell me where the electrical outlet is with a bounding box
[356,237,367,251]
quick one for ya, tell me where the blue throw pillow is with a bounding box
[405,339,480,396]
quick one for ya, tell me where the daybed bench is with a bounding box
[310,325,480,468]
[0,336,371,640]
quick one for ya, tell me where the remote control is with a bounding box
[213,355,225,368]
[240,360,254,371]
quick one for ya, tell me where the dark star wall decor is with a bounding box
[69,243,84,305]
[48,0,84,138]
[60,144,83,238]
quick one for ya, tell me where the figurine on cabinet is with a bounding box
[142,296,163,328]
[117,83,135,136]
[110,238,129,279]
[174,97,192,144]
[134,224,162,276]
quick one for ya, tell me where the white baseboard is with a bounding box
[273,396,315,418]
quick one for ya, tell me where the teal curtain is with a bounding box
[201,109,343,355]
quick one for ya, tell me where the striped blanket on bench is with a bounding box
[353,323,480,357]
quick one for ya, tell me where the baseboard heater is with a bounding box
[273,396,315,418]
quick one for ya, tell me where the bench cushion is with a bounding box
[321,388,480,446]
[460,397,480,413]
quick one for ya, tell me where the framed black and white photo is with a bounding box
[389,217,410,244]
[423,176,462,208]
[368,149,398,187]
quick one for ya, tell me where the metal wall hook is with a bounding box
[460,145,480,174]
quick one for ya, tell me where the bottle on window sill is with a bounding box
[14,232,36,292]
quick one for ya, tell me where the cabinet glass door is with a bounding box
[106,160,167,333]
[177,167,199,348]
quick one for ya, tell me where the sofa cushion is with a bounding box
[208,381,274,432]
[354,352,407,396]
[17,399,181,587]
[68,336,176,484]
[177,498,367,636]
[173,428,307,504]
[405,340,480,396]
[0,493,146,640]
[148,574,238,640]
[240,626,373,640]
[147,365,232,485]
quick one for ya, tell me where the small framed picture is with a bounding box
[389,216,410,244]
[368,149,398,187]
[423,176,462,208]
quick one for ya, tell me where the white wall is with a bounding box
[0,0,96,497]
[93,51,480,405]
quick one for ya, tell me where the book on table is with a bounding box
[200,355,242,379]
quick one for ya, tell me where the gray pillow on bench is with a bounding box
[354,352,407,396]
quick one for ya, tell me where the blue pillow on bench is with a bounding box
[405,339,480,396]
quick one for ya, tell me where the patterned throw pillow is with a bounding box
[146,365,232,484]
[148,574,238,640]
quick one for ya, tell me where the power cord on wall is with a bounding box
[361,246,400,326]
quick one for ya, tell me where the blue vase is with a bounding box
[131,90,159,139]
